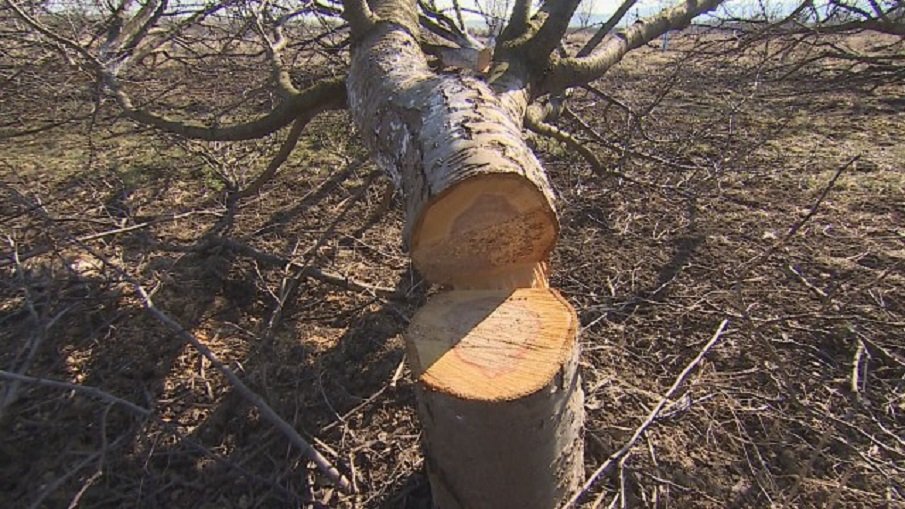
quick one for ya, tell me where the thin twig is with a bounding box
[0,210,221,269]
[738,155,858,275]
[236,114,310,198]
[0,369,152,417]
[0,370,299,500]
[565,319,730,507]
[27,434,129,509]
[130,283,354,493]
[206,236,397,297]
[0,237,65,420]
[851,338,866,397]
[4,161,359,502]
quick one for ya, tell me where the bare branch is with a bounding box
[451,0,467,30]
[131,282,355,493]
[4,0,101,67]
[545,0,727,92]
[109,77,346,141]
[342,0,378,34]
[0,210,222,269]
[419,0,482,49]
[0,370,152,417]
[737,155,859,276]
[525,107,604,175]
[500,0,533,41]
[253,8,300,97]
[127,0,234,67]
[576,0,639,57]
[237,116,309,197]
[565,319,730,507]
[110,0,169,60]
[203,236,398,297]
[522,0,584,68]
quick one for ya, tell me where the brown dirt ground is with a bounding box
[1,32,903,508]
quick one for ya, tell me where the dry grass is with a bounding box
[1,32,903,508]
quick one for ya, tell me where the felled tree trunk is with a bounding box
[347,17,585,508]
[347,24,558,288]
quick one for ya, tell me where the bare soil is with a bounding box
[1,32,903,508]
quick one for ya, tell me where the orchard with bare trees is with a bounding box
[1,0,903,507]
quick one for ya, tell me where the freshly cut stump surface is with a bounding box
[405,288,584,509]
[407,288,575,399]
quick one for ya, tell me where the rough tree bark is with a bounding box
[339,0,726,503]
[344,1,585,506]
[347,21,558,288]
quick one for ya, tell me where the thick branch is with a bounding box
[525,0,584,61]
[544,0,726,92]
[499,0,533,42]
[114,0,169,59]
[807,18,905,36]
[347,22,557,285]
[342,0,378,34]
[110,78,346,141]
[576,0,639,57]
[371,0,420,34]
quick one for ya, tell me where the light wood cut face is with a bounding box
[406,288,577,401]
[411,175,558,287]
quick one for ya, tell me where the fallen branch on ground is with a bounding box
[0,370,152,417]
[5,190,357,494]
[129,282,354,493]
[565,319,730,507]
[0,369,301,501]
[0,210,223,269]
[206,236,397,297]
[738,155,859,276]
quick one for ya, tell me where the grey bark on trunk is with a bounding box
[346,17,585,509]
[347,24,558,287]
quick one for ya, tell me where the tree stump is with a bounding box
[405,288,584,508]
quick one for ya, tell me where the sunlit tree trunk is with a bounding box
[345,4,584,506]
[347,22,558,288]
